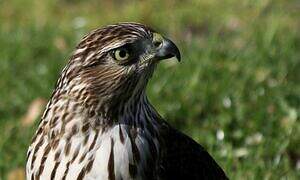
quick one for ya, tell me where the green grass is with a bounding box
[0,0,299,179]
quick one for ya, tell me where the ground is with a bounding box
[0,0,299,179]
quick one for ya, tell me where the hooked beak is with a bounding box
[154,38,181,62]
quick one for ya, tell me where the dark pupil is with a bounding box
[119,50,127,58]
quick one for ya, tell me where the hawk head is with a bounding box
[56,23,180,118]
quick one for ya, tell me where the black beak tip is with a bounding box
[165,38,181,62]
[175,50,181,62]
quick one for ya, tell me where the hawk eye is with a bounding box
[153,33,164,49]
[114,48,130,61]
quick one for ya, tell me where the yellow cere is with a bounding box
[153,33,164,49]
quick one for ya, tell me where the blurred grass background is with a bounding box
[0,0,299,179]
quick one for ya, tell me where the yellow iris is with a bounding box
[114,48,130,61]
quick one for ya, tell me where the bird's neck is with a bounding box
[40,86,161,134]
[116,92,162,127]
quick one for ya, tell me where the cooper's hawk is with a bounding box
[26,23,228,180]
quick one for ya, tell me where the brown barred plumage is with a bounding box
[26,22,228,180]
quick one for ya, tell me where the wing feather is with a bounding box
[159,124,228,180]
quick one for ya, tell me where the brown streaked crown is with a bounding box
[71,23,154,67]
